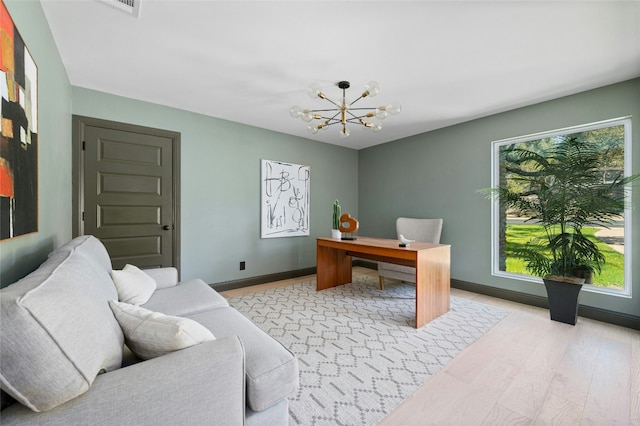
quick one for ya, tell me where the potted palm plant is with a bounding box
[489,136,638,325]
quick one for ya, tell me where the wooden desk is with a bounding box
[316,237,451,328]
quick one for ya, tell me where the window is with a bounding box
[491,117,633,296]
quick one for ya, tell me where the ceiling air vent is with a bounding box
[98,0,141,18]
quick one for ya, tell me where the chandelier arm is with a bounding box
[321,111,341,121]
[345,110,373,121]
[309,108,341,113]
[321,121,342,127]
[345,118,369,125]
[323,97,342,109]
[349,95,365,106]
[347,112,375,119]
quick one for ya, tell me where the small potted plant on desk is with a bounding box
[487,136,638,325]
[332,200,341,239]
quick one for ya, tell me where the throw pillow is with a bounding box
[108,300,215,360]
[110,264,157,305]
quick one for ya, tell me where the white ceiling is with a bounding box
[40,0,640,150]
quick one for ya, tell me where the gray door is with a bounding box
[73,116,180,270]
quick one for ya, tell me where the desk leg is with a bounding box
[415,245,451,328]
[316,244,352,290]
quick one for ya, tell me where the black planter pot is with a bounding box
[543,277,584,325]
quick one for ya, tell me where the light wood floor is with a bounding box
[221,267,640,426]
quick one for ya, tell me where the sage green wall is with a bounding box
[71,87,358,285]
[0,1,72,287]
[2,0,637,322]
[358,78,640,318]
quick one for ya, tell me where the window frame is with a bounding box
[490,117,633,298]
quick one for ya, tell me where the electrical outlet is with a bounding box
[240,261,245,270]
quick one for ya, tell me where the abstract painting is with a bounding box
[0,0,38,240]
[261,159,310,238]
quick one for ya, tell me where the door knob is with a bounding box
[163,225,173,230]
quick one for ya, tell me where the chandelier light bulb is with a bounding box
[300,110,314,122]
[340,126,350,138]
[307,125,318,134]
[289,105,302,119]
[375,107,388,119]
[363,81,380,97]
[387,102,402,115]
[372,123,383,132]
[307,83,322,99]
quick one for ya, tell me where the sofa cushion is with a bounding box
[142,267,178,289]
[110,264,157,305]
[142,279,228,316]
[188,307,298,411]
[0,236,124,412]
[109,300,215,360]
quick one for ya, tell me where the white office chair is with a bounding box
[377,217,443,290]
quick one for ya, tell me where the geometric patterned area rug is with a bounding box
[228,272,510,426]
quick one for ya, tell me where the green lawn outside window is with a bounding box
[504,224,624,289]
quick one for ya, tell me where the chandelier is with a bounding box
[289,81,401,138]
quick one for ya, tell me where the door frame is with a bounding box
[72,115,181,271]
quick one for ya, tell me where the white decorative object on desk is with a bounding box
[399,234,415,247]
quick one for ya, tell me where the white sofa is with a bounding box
[0,235,298,425]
